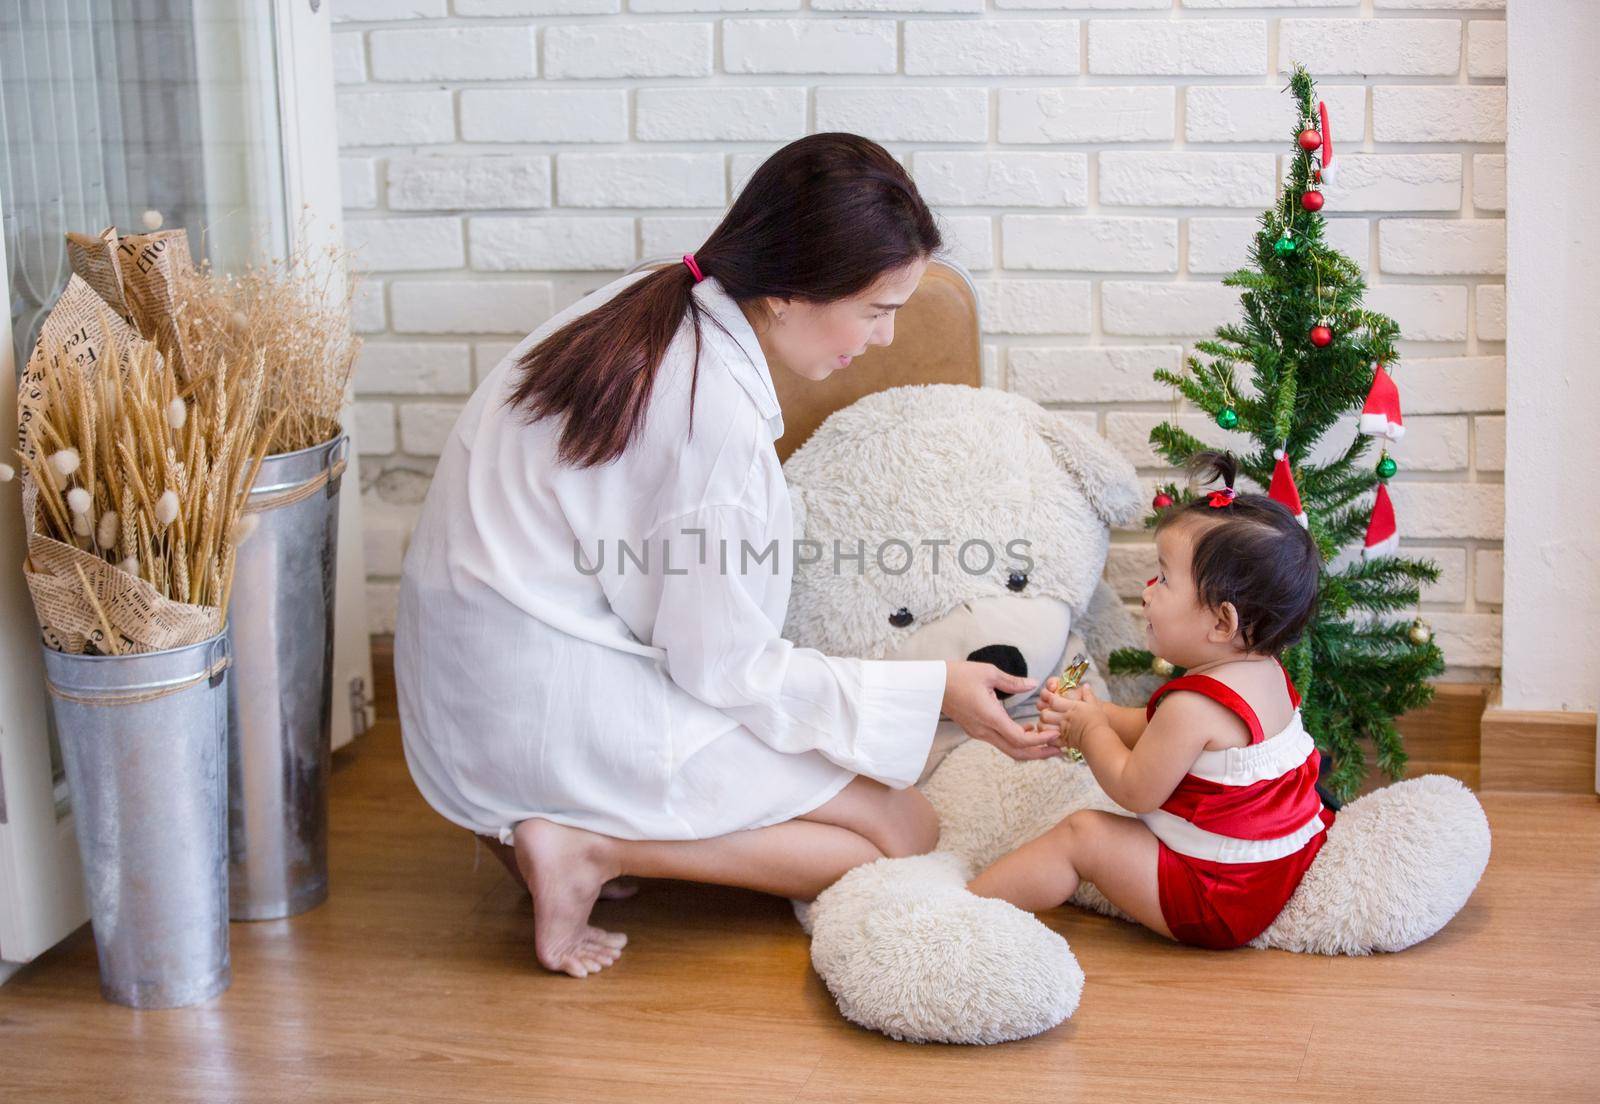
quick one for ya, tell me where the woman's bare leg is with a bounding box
[967,809,1172,938]
[513,814,889,977]
[795,775,941,858]
[511,775,942,978]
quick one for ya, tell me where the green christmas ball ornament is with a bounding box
[1273,232,1297,255]
[1377,455,1398,479]
[1216,406,1240,430]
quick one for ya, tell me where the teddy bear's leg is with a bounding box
[791,739,1114,936]
[1254,774,1491,954]
[807,851,1086,1044]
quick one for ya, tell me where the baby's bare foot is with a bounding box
[511,818,628,978]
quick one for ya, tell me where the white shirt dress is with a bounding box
[394,273,949,845]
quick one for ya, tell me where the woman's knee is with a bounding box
[876,787,940,858]
[803,776,938,858]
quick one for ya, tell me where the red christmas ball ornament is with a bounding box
[1152,492,1174,510]
[1309,324,1333,348]
[1301,189,1325,212]
[1298,128,1323,151]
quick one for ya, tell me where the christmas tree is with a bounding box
[1109,65,1446,803]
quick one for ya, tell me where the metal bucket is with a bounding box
[226,432,347,921]
[44,632,234,1009]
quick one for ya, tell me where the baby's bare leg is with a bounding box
[968,810,1172,938]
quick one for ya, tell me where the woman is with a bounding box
[395,133,1062,979]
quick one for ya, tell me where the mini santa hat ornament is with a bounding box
[1269,448,1308,528]
[1362,481,1400,560]
[1358,363,1405,441]
[1316,100,1339,187]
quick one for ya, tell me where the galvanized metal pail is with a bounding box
[226,432,347,921]
[44,632,234,1009]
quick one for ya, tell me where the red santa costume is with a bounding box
[1140,663,1334,949]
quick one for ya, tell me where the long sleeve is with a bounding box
[611,503,947,789]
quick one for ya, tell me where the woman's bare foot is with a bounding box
[511,818,629,978]
[485,836,638,900]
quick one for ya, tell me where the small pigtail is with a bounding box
[1187,449,1239,491]
[1187,450,1239,508]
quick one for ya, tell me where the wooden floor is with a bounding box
[4,720,1598,1104]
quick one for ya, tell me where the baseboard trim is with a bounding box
[1480,689,1599,795]
[1382,682,1490,793]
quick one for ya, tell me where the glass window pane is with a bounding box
[0,0,290,814]
[2,0,289,371]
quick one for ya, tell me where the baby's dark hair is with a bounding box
[1156,451,1321,656]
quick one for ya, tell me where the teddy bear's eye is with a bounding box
[889,607,915,628]
[1006,571,1029,592]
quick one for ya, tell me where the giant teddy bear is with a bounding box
[781,384,1491,1045]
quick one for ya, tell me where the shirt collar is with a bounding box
[692,277,785,442]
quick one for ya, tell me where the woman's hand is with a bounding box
[942,661,1062,761]
[1038,680,1108,752]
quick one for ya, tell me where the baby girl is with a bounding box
[969,452,1332,949]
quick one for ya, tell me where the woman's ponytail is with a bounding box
[505,133,941,468]
[506,262,704,469]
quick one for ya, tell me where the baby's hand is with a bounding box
[1040,679,1098,709]
[1039,682,1106,751]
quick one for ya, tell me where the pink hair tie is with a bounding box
[1207,487,1238,509]
[682,253,704,283]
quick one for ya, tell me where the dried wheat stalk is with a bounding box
[169,236,360,455]
[17,322,273,609]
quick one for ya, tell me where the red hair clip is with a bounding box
[1206,487,1237,508]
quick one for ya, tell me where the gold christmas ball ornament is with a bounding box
[1151,656,1176,677]
[1408,618,1433,646]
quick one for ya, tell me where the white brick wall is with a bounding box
[722,19,896,73]
[334,0,1507,676]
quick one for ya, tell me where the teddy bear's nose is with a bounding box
[966,643,1029,697]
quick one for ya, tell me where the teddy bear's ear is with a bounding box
[1031,410,1144,527]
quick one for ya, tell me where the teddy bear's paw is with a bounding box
[923,741,1125,871]
[1255,774,1491,955]
[815,890,1085,1045]
[807,851,973,975]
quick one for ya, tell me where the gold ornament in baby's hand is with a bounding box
[1053,652,1090,762]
